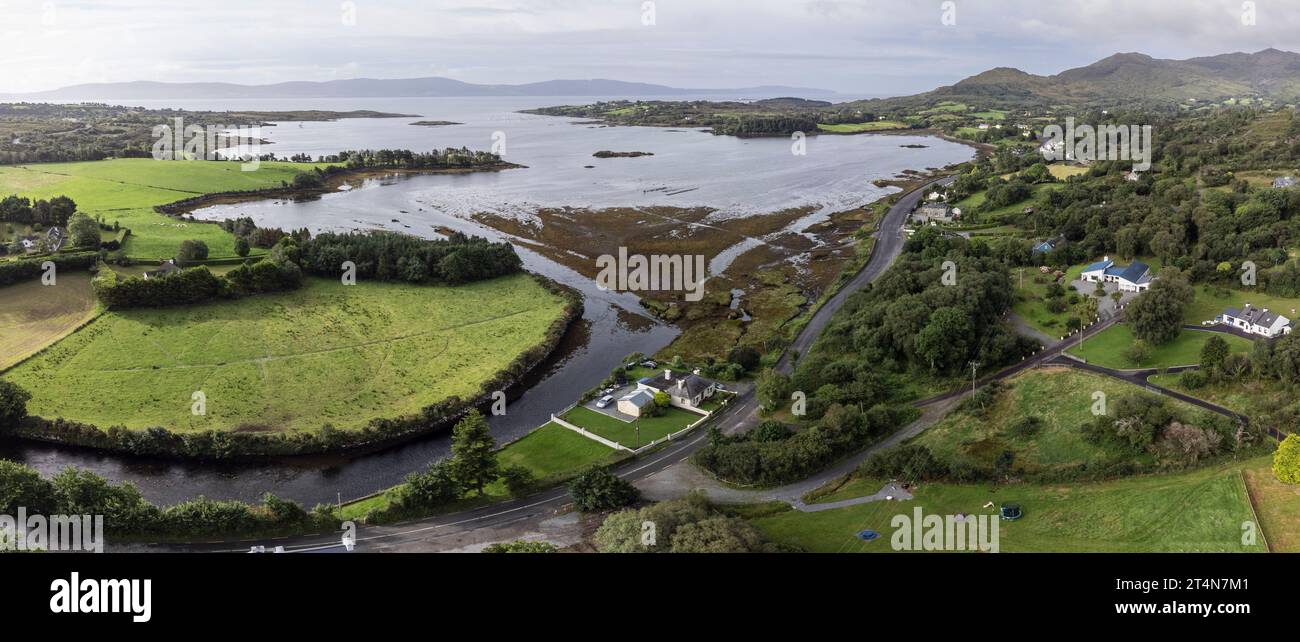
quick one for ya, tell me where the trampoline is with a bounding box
[1000,503,1023,520]
[856,529,881,541]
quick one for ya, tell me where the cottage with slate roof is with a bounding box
[1219,304,1293,338]
[637,369,717,410]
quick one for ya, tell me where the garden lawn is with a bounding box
[4,274,568,434]
[1067,324,1253,369]
[340,422,623,520]
[498,422,622,482]
[562,405,702,448]
[751,462,1268,552]
[914,367,1202,472]
[0,272,100,371]
[0,159,336,260]
[1182,284,1300,325]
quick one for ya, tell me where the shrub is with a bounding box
[569,466,640,512]
[482,540,557,553]
[859,444,948,483]
[397,460,461,510]
[727,345,762,372]
[1006,415,1043,438]
[502,465,535,497]
[1179,369,1207,390]
[0,379,32,432]
[0,459,58,514]
[1275,435,1300,485]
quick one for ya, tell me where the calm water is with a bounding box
[0,96,974,505]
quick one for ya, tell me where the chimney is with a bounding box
[664,369,671,381]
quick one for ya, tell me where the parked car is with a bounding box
[596,395,614,409]
[641,360,657,368]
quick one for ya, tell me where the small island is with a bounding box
[410,120,463,127]
[593,150,654,158]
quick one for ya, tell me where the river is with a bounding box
[0,96,974,506]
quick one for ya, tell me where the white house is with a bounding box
[1080,257,1153,293]
[637,370,716,410]
[1219,304,1293,338]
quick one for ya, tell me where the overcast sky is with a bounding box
[3,0,1300,96]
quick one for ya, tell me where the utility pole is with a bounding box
[967,360,981,398]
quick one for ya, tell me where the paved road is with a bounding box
[157,175,961,552]
[775,176,956,374]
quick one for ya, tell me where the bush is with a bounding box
[482,540,557,553]
[1179,369,1208,390]
[1275,435,1300,485]
[0,379,32,432]
[502,465,535,496]
[397,460,461,510]
[859,444,948,482]
[568,466,640,512]
[0,459,58,514]
[727,345,762,372]
[1006,415,1043,438]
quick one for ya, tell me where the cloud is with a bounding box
[0,0,1298,95]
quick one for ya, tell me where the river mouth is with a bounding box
[1,105,974,505]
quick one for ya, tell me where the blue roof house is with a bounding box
[1080,256,1153,292]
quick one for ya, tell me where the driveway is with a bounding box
[582,383,640,421]
[1070,278,1137,318]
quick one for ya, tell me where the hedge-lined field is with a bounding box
[5,274,568,434]
[0,271,100,371]
[0,159,334,259]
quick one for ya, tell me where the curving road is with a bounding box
[158,171,1285,552]
[156,174,961,552]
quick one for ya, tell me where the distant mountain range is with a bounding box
[2,77,837,101]
[899,48,1300,106]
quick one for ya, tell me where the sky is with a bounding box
[3,0,1300,96]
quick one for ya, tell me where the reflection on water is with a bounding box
[0,96,972,505]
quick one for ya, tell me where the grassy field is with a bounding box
[4,274,568,434]
[0,272,100,371]
[1067,324,1253,369]
[915,368,1207,472]
[751,461,1270,552]
[817,121,905,133]
[1148,373,1292,420]
[1047,164,1088,179]
[1182,284,1300,325]
[340,422,622,520]
[953,182,1062,223]
[561,405,701,448]
[0,159,334,260]
[1243,458,1300,552]
[1010,263,1090,336]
